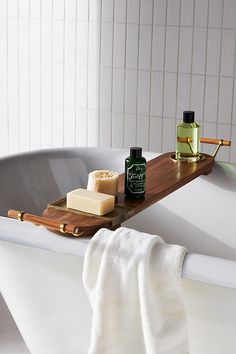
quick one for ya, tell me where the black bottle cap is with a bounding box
[183,111,195,123]
[130,147,142,158]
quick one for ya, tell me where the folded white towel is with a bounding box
[83,227,189,354]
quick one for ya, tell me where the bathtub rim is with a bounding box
[0,146,235,167]
[0,217,236,290]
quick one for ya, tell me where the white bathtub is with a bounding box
[0,147,236,354]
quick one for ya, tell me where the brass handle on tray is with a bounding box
[200,138,231,157]
[200,138,231,146]
[177,137,231,158]
[8,209,84,237]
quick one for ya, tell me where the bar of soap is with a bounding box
[87,170,119,196]
[67,188,115,216]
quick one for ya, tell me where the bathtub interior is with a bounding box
[0,148,129,218]
[0,147,236,354]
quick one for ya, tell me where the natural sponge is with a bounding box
[87,170,119,196]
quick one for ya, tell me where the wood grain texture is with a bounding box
[116,152,214,212]
[41,152,214,236]
[42,207,112,237]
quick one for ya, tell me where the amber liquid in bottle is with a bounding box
[176,111,200,162]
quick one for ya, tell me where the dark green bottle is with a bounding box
[125,147,146,198]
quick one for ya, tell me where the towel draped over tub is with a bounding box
[83,227,189,354]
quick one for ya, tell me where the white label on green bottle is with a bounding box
[127,163,146,194]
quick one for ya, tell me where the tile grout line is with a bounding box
[229,32,236,162]
[1,95,236,124]
[74,0,78,147]
[97,0,102,147]
[174,0,182,145]
[8,55,236,80]
[29,0,31,150]
[39,0,42,148]
[86,0,90,146]
[201,0,210,138]
[147,0,155,151]
[110,0,115,147]
[7,14,236,31]
[122,0,128,148]
[215,0,225,144]
[6,0,9,153]
[135,0,142,146]
[4,116,235,128]
[189,0,196,109]
[62,0,65,147]
[17,0,20,152]
[160,0,168,153]
[51,0,54,147]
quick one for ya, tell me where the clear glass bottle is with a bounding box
[176,111,200,162]
[125,147,146,198]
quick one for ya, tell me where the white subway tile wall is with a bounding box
[0,0,235,162]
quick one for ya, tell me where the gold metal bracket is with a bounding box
[177,137,194,153]
[177,137,231,158]
[59,223,66,233]
[213,139,224,158]
[17,211,25,221]
[72,227,84,237]
[170,153,205,163]
[200,138,231,158]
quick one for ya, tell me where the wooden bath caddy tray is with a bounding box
[37,152,214,237]
[8,137,232,236]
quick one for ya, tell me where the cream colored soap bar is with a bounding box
[67,188,115,216]
[87,170,119,196]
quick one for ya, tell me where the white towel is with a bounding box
[83,227,188,354]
